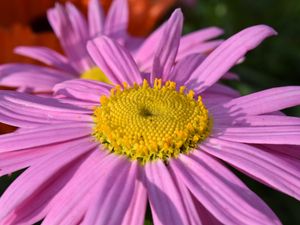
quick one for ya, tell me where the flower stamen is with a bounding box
[93,79,211,164]
[80,67,111,83]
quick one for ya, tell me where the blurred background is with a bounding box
[0,0,300,224]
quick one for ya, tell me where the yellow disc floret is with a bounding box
[93,79,211,164]
[80,67,111,83]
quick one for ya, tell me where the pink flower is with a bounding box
[0,0,222,93]
[1,9,298,225]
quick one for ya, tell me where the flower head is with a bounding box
[1,9,298,225]
[0,0,131,93]
[0,2,223,94]
[93,79,210,163]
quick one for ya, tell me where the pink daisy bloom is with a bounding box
[0,0,223,94]
[1,9,299,225]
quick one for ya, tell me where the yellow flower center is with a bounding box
[80,67,111,83]
[93,79,211,164]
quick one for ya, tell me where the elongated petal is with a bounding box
[176,40,223,62]
[0,91,91,127]
[88,0,105,37]
[41,150,110,225]
[178,27,223,53]
[223,72,239,80]
[14,46,76,73]
[0,63,73,92]
[186,25,277,93]
[152,9,183,81]
[47,4,93,72]
[0,90,89,113]
[167,53,205,85]
[133,23,165,72]
[211,86,300,116]
[54,79,112,103]
[0,123,91,153]
[202,93,235,108]
[0,141,96,222]
[0,137,92,176]
[145,161,190,225]
[56,98,98,110]
[193,200,223,225]
[83,160,136,225]
[121,171,147,225]
[214,115,300,127]
[171,151,280,225]
[202,138,300,200]
[260,144,300,159]
[170,168,203,225]
[104,0,128,40]
[205,83,240,98]
[65,2,89,43]
[214,125,300,145]
[87,36,142,85]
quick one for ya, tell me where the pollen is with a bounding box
[80,67,111,83]
[93,79,211,164]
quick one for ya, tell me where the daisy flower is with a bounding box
[0,0,176,64]
[0,0,131,92]
[0,0,223,94]
[1,9,298,225]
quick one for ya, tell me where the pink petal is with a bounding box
[56,98,98,110]
[178,27,223,54]
[151,9,183,82]
[185,25,277,93]
[193,199,223,225]
[47,3,93,72]
[82,157,135,225]
[170,168,203,225]
[123,35,145,52]
[0,123,91,153]
[0,137,92,176]
[170,151,281,225]
[176,40,223,62]
[87,36,142,85]
[0,141,96,222]
[144,161,190,225]
[41,149,109,225]
[0,91,92,128]
[202,93,234,108]
[133,23,165,72]
[0,63,73,92]
[121,169,147,225]
[167,53,205,85]
[211,86,300,116]
[65,2,89,43]
[53,79,112,103]
[260,144,300,159]
[214,115,300,127]
[14,46,77,74]
[205,83,240,98]
[88,0,105,37]
[214,125,300,145]
[104,0,128,40]
[223,72,239,80]
[202,138,300,201]
[0,90,90,113]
